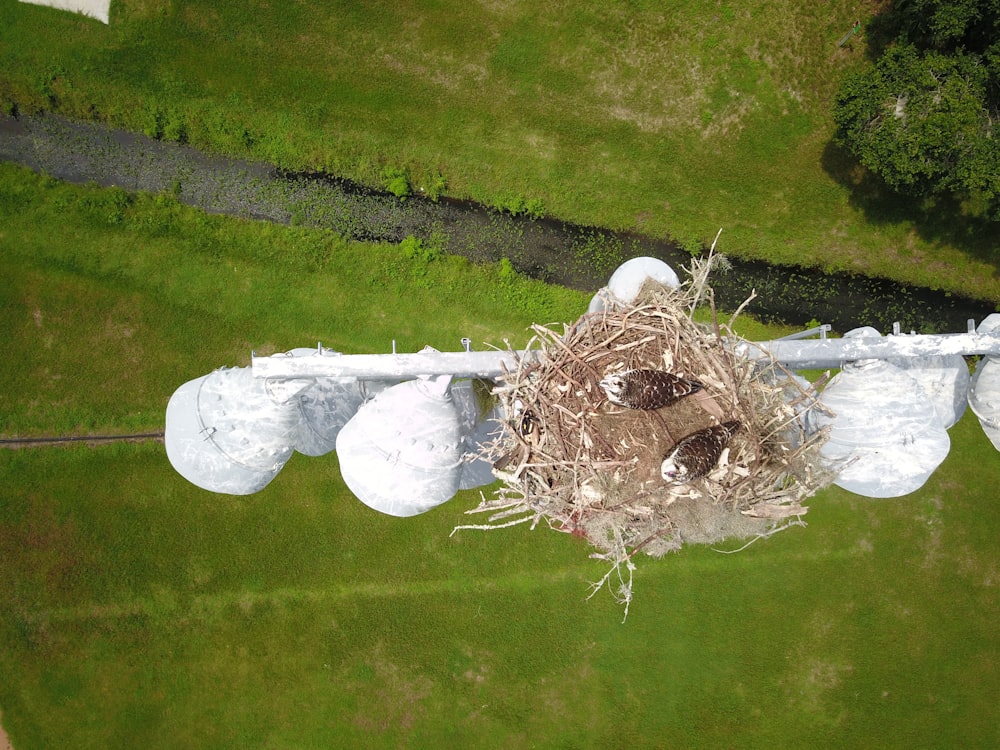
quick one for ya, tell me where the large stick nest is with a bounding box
[456,259,833,610]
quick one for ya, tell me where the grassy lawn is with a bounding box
[2,165,1000,748]
[2,0,998,302]
[0,163,582,435]
[3,430,998,749]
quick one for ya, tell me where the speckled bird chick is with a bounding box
[661,420,741,484]
[599,368,702,410]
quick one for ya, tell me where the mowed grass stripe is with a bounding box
[14,526,877,626]
[17,567,584,624]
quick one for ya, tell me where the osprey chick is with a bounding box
[661,420,741,484]
[599,368,702,410]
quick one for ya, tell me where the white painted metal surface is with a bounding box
[450,379,507,491]
[165,367,304,495]
[277,348,394,457]
[734,330,1000,371]
[19,0,109,24]
[587,256,681,314]
[968,315,1000,450]
[889,352,969,429]
[335,376,467,517]
[813,358,951,498]
[252,348,536,380]
[251,329,1000,382]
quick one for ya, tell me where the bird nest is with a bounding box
[454,259,833,614]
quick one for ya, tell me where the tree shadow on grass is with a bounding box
[861,7,910,61]
[821,140,1000,277]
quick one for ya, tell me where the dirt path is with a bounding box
[0,711,14,750]
[0,433,164,450]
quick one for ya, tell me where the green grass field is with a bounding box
[2,164,1000,748]
[2,0,998,303]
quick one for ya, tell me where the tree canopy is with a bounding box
[834,1,1000,218]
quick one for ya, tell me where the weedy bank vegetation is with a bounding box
[1,0,998,302]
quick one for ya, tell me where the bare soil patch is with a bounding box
[0,711,13,750]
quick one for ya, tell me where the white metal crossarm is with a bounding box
[733,331,1000,371]
[250,330,1000,381]
[251,348,542,380]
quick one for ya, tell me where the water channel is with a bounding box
[2,112,995,334]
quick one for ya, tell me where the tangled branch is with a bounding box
[454,259,833,615]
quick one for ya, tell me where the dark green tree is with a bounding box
[834,2,1000,218]
[835,46,998,196]
[871,0,1000,53]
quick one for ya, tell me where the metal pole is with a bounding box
[838,20,861,47]
[250,330,1000,381]
[733,331,1000,371]
[251,348,540,380]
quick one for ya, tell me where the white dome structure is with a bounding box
[450,379,505,490]
[880,327,970,430]
[838,326,969,430]
[968,314,1000,451]
[814,357,951,498]
[763,368,821,450]
[19,0,109,24]
[886,352,970,430]
[587,257,680,314]
[335,376,467,517]
[165,367,307,495]
[277,347,394,457]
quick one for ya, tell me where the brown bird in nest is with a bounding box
[599,368,702,410]
[661,420,741,484]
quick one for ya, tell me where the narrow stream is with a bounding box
[2,112,995,333]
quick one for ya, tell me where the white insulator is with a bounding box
[609,256,681,297]
[450,379,506,490]
[293,378,394,456]
[586,287,613,315]
[814,358,951,498]
[335,377,465,517]
[165,367,304,495]
[587,257,680,313]
[276,347,395,457]
[968,314,1000,450]
[842,327,970,430]
[761,368,821,449]
[887,353,969,430]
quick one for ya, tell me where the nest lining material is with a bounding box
[455,263,833,603]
